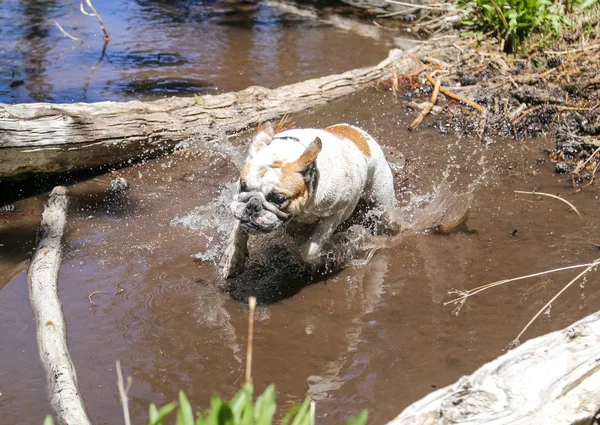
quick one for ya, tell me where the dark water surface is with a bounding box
[1,90,599,425]
[0,0,391,103]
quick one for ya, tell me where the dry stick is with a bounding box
[444,262,598,314]
[556,106,594,112]
[579,146,600,171]
[384,0,457,11]
[423,73,484,113]
[510,258,600,348]
[408,77,441,130]
[546,43,600,55]
[116,360,132,425]
[81,0,110,41]
[514,190,582,217]
[488,0,509,31]
[245,296,257,385]
[53,20,84,43]
[377,8,420,18]
[88,290,110,305]
[27,187,93,425]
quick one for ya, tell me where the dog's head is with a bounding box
[230,123,322,234]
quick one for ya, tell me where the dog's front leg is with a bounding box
[299,217,341,263]
[219,221,249,279]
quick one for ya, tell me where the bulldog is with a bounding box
[219,122,397,279]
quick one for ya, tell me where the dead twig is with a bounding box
[444,261,597,315]
[53,20,84,44]
[409,77,441,130]
[510,258,600,347]
[514,105,541,123]
[80,0,110,41]
[87,290,111,306]
[384,0,460,11]
[116,360,132,425]
[423,73,484,112]
[579,146,600,172]
[245,296,256,385]
[546,43,600,55]
[514,190,581,217]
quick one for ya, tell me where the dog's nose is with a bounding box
[245,196,263,213]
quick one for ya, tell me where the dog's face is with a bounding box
[230,123,321,234]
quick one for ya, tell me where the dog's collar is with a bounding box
[273,135,307,147]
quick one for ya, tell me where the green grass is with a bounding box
[43,384,368,425]
[458,0,599,52]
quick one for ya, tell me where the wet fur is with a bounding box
[220,122,397,279]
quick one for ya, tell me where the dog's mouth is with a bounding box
[231,191,290,234]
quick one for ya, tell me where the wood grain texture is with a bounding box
[0,49,412,179]
[387,311,600,425]
[27,187,92,425]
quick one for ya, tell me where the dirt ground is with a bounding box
[370,6,600,187]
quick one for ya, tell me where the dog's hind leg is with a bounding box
[366,162,400,235]
[219,221,249,279]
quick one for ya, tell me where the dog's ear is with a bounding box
[291,137,322,173]
[249,122,275,157]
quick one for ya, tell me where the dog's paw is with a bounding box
[219,244,247,279]
[381,211,401,236]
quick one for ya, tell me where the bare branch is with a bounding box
[80,0,110,41]
[52,20,84,44]
[116,360,132,425]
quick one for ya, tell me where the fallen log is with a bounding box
[386,310,600,425]
[27,186,92,425]
[0,48,412,180]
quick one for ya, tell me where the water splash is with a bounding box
[170,184,237,262]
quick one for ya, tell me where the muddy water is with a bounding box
[1,0,391,103]
[2,90,600,425]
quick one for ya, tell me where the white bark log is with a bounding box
[27,187,92,425]
[0,49,413,179]
[387,311,600,425]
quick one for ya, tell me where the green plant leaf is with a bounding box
[254,384,276,425]
[43,415,54,425]
[177,408,185,425]
[280,406,301,425]
[345,410,368,425]
[216,402,235,425]
[209,395,222,425]
[196,412,208,425]
[149,404,159,424]
[179,391,195,425]
[149,402,179,425]
[230,385,251,422]
[290,397,312,425]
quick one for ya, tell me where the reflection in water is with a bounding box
[15,0,59,101]
[0,0,390,103]
[307,253,389,401]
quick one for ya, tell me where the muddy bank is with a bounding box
[2,90,600,425]
[379,14,600,183]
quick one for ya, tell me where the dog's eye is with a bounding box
[266,192,287,205]
[239,180,248,192]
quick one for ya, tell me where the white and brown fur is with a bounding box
[220,122,397,279]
